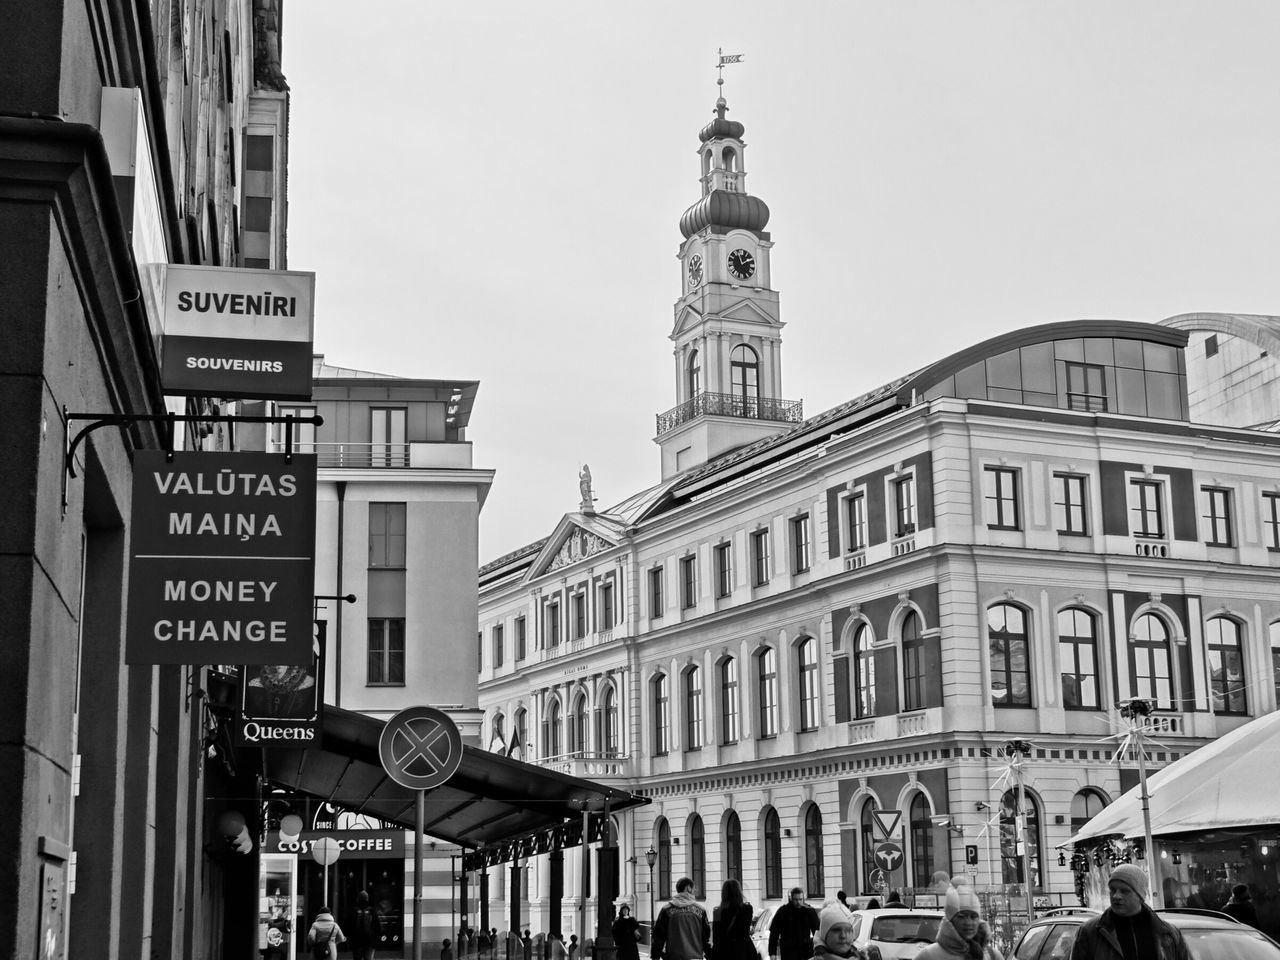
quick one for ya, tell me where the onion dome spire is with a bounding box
[679,90,770,239]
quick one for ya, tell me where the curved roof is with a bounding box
[679,189,770,238]
[1160,312,1280,355]
[699,115,745,142]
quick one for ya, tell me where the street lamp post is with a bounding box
[644,846,657,939]
[1119,698,1159,907]
[1003,739,1035,927]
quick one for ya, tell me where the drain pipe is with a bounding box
[334,480,347,706]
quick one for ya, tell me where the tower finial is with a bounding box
[716,48,744,113]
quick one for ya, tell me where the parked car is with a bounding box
[1011,907,1280,960]
[843,909,945,960]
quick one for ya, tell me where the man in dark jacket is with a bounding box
[652,877,711,960]
[769,887,820,960]
[1221,884,1259,927]
[1069,865,1191,960]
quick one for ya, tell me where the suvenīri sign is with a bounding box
[160,264,315,400]
[125,451,317,665]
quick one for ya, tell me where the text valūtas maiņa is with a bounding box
[126,451,317,665]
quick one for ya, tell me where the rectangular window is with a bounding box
[547,602,561,647]
[751,529,772,586]
[515,616,527,660]
[649,567,664,618]
[983,467,1021,530]
[1053,473,1089,535]
[1202,487,1234,546]
[1065,361,1107,412]
[1129,479,1165,538]
[846,493,867,553]
[370,407,408,467]
[492,624,504,668]
[720,659,740,744]
[791,514,811,573]
[714,543,732,598]
[894,476,917,536]
[572,592,586,639]
[368,618,405,685]
[680,556,697,610]
[277,404,316,453]
[653,676,669,756]
[368,503,407,568]
[598,582,614,630]
[1265,493,1280,551]
[245,134,274,170]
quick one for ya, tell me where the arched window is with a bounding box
[1130,613,1174,708]
[859,798,879,892]
[689,815,706,897]
[853,624,876,719]
[724,811,743,882]
[989,603,1032,707]
[685,667,704,750]
[909,793,935,887]
[1058,608,1100,709]
[757,647,779,738]
[570,694,588,755]
[602,685,619,757]
[1000,788,1042,891]
[688,349,701,399]
[804,805,825,898]
[721,145,737,171]
[1070,789,1108,834]
[720,658,740,744]
[657,819,672,898]
[512,707,528,759]
[730,345,760,415]
[902,612,926,711]
[653,674,670,756]
[763,807,782,900]
[1206,617,1246,714]
[797,637,819,731]
[544,699,562,758]
[491,712,505,744]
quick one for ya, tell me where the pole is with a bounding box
[1133,722,1160,908]
[416,789,425,960]
[581,808,591,948]
[1015,761,1033,926]
[324,861,330,911]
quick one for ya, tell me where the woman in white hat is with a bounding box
[914,879,1002,960]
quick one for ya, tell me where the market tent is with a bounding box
[1070,710,1280,844]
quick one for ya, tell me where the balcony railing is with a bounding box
[267,440,473,469]
[655,391,803,436]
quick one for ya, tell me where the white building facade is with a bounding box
[476,97,1280,935]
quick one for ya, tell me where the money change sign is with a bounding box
[126,450,317,665]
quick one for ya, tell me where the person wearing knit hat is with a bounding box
[811,904,865,960]
[915,879,1002,960]
[1068,866,1191,960]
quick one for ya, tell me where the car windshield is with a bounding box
[870,916,940,944]
[1181,927,1280,960]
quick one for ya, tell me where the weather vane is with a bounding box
[716,48,744,98]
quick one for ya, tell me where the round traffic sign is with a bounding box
[874,840,904,872]
[312,836,341,866]
[379,706,464,791]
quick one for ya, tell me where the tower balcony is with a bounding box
[655,391,803,436]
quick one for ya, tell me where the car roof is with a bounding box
[853,909,945,917]
[1026,909,1247,931]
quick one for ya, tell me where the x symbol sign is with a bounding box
[380,706,464,790]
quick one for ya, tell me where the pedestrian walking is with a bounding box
[349,890,382,960]
[768,887,819,960]
[1069,866,1190,960]
[307,905,346,960]
[613,904,642,960]
[711,878,755,960]
[652,876,712,960]
[812,904,865,960]
[915,879,1001,960]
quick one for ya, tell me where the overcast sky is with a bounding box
[283,2,1280,563]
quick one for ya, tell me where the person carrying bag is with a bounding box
[307,906,346,960]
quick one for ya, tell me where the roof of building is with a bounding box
[312,354,481,430]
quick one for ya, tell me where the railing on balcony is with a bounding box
[655,391,803,436]
[543,752,630,778]
[266,441,472,469]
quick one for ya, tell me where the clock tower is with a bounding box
[655,94,802,479]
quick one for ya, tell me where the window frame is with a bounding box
[763,808,782,900]
[367,617,406,686]
[804,804,825,898]
[988,602,1033,708]
[689,815,706,898]
[572,590,587,640]
[1205,616,1247,715]
[901,611,926,712]
[846,492,868,553]
[1064,360,1107,412]
[680,555,697,610]
[602,685,619,757]
[1129,612,1174,708]
[894,474,917,537]
[797,636,819,732]
[368,502,408,569]
[751,528,772,586]
[854,623,876,719]
[909,793,934,888]
[791,513,812,573]
[1264,493,1280,551]
[720,657,740,745]
[546,600,561,647]
[757,647,779,739]
[1129,478,1166,539]
[1201,486,1234,547]
[649,566,665,619]
[598,581,615,630]
[983,466,1021,531]
[492,623,504,669]
[1058,607,1100,710]
[724,811,743,882]
[684,667,704,750]
[714,542,733,598]
[652,673,670,756]
[515,616,527,660]
[1053,472,1089,536]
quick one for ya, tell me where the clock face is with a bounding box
[688,254,703,287]
[728,248,756,280]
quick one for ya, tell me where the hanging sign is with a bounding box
[160,264,315,400]
[125,450,317,665]
[236,620,326,746]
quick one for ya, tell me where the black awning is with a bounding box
[261,705,646,862]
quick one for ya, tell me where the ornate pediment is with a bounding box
[546,526,613,572]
